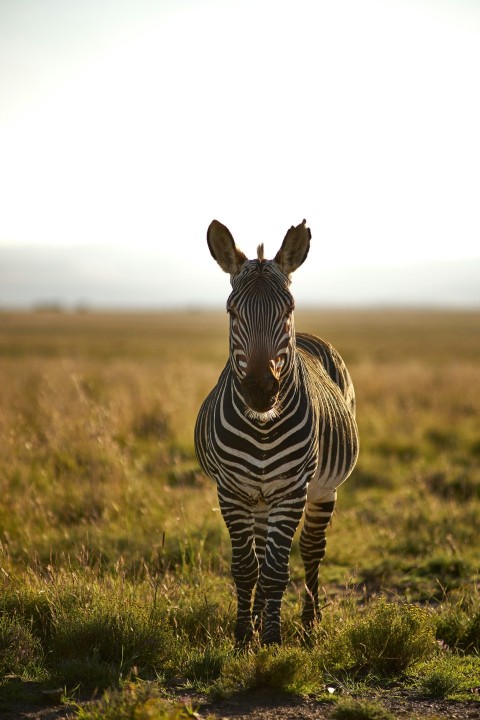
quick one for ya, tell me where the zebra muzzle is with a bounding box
[240,371,280,413]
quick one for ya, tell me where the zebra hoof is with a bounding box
[300,611,322,646]
[261,630,282,647]
[234,623,253,650]
[300,626,314,648]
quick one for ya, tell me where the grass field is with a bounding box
[0,309,479,719]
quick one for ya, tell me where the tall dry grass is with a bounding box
[0,309,479,713]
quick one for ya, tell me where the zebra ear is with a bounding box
[207,220,248,275]
[274,219,311,275]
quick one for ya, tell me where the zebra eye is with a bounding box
[227,306,238,319]
[283,307,294,331]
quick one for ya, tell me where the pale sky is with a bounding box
[1,0,479,307]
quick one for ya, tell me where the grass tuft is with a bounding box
[349,602,436,676]
[417,664,462,698]
[413,655,480,700]
[184,644,231,685]
[252,646,320,695]
[0,614,44,678]
[435,591,480,652]
[318,600,437,678]
[331,697,395,720]
[75,681,204,720]
[212,645,320,697]
[48,574,182,683]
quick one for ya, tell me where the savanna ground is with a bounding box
[0,309,479,720]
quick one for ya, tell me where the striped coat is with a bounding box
[195,219,359,645]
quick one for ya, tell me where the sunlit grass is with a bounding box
[0,309,479,715]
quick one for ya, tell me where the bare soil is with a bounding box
[2,683,480,720]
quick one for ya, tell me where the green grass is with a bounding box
[75,682,206,720]
[0,614,45,678]
[316,600,437,678]
[0,309,479,716]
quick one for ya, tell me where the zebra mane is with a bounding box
[257,244,265,262]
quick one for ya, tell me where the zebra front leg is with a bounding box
[252,503,268,634]
[219,494,258,647]
[257,492,306,645]
[299,491,336,634]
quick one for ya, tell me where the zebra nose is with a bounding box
[242,372,278,394]
[261,372,279,395]
[241,371,280,412]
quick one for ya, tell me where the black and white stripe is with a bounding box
[195,220,359,645]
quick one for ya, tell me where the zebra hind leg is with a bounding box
[299,492,336,637]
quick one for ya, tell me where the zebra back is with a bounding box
[296,332,356,416]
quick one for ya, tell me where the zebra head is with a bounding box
[207,219,311,420]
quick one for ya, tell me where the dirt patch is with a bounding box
[196,688,480,720]
[2,684,480,719]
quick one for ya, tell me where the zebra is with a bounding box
[195,219,359,646]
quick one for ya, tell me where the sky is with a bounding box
[1,0,479,309]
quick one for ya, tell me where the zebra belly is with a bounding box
[307,465,350,502]
[306,418,358,501]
